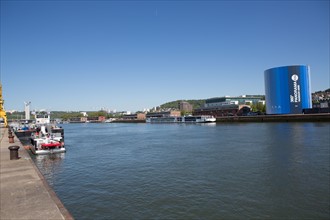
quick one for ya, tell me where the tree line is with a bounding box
[7,111,115,121]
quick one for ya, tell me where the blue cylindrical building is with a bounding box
[264,65,312,114]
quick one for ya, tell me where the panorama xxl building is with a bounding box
[264,65,312,114]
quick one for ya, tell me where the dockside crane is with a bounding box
[0,83,8,127]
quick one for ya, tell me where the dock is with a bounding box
[0,128,73,220]
[216,113,330,122]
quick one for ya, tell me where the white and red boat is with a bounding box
[30,125,66,155]
[30,135,65,155]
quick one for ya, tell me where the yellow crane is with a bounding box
[0,83,8,127]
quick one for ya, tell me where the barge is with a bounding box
[146,115,216,123]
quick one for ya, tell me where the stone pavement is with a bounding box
[0,128,73,220]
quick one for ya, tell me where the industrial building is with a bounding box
[146,111,181,118]
[122,113,146,120]
[204,96,265,108]
[193,95,264,117]
[264,65,312,114]
[179,101,193,112]
[193,104,244,117]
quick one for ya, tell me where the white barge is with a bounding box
[146,115,216,123]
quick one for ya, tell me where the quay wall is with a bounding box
[112,114,330,123]
[0,128,73,220]
[107,114,330,123]
[112,119,146,123]
[216,113,330,122]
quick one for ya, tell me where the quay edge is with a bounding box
[216,113,330,122]
[0,127,74,220]
[111,114,330,123]
[112,119,146,123]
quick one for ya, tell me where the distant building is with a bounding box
[69,117,83,123]
[87,116,106,122]
[122,113,146,120]
[193,104,250,117]
[179,101,193,112]
[117,111,131,115]
[193,95,264,117]
[304,100,330,114]
[69,116,105,123]
[204,95,264,108]
[98,116,106,122]
[312,89,330,102]
[146,111,181,118]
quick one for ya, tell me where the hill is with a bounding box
[160,99,205,110]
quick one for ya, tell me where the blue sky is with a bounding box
[1,0,329,112]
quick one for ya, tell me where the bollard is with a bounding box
[8,135,14,143]
[8,146,20,160]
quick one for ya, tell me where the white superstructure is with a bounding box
[146,115,216,123]
[30,126,65,155]
[35,112,50,124]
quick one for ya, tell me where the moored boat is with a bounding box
[30,127,65,155]
[146,115,216,123]
[31,111,65,155]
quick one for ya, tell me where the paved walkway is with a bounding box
[0,128,73,220]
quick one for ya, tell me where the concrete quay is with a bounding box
[216,113,330,122]
[0,128,73,220]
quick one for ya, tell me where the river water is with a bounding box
[32,122,330,219]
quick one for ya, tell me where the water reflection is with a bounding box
[264,122,330,218]
[199,122,217,127]
[33,153,65,186]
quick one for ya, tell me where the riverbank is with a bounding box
[112,113,330,123]
[216,113,330,122]
[0,128,73,220]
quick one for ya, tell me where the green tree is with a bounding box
[160,99,205,110]
[249,103,265,113]
[61,112,83,120]
[88,111,107,117]
[7,111,25,120]
[181,110,189,116]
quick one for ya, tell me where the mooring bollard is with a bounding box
[8,146,20,160]
[8,135,14,143]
